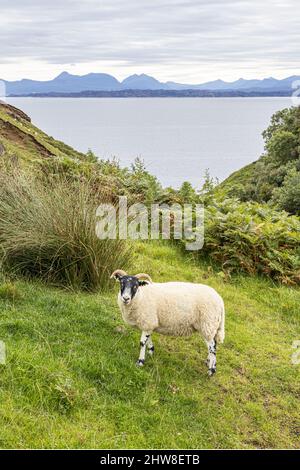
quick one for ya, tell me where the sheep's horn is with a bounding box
[134,273,153,283]
[110,269,127,280]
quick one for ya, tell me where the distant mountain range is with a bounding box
[2,72,300,96]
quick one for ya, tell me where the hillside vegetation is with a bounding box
[220,106,300,215]
[0,241,299,449]
[0,101,299,449]
[1,101,299,287]
[0,101,87,163]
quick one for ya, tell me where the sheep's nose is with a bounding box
[122,296,130,302]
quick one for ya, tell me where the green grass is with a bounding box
[215,161,258,197]
[0,241,299,449]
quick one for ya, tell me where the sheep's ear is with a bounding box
[138,280,151,286]
[110,269,127,281]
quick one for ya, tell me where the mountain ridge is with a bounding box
[1,72,300,95]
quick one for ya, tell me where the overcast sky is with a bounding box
[0,0,299,83]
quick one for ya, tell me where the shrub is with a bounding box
[198,199,300,285]
[272,169,300,215]
[266,130,298,163]
[0,170,129,291]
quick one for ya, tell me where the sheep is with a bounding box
[111,269,225,376]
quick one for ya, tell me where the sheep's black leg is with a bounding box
[147,335,154,356]
[206,339,217,376]
[136,331,150,367]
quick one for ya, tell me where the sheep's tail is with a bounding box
[215,303,225,344]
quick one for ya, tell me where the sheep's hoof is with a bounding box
[148,346,155,357]
[136,359,145,367]
[208,367,216,377]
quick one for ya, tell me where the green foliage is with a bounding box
[198,169,219,204]
[36,156,95,179]
[1,101,300,287]
[127,157,163,204]
[200,199,300,284]
[272,168,300,215]
[216,162,258,201]
[85,149,98,163]
[266,130,298,163]
[178,181,197,204]
[262,106,300,141]
[36,155,164,207]
[0,170,129,291]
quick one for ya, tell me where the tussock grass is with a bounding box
[0,170,129,291]
[0,282,21,302]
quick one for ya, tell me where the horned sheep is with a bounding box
[111,270,225,376]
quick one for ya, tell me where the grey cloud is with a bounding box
[0,0,299,76]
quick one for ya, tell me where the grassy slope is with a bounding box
[0,241,299,449]
[0,102,87,164]
[215,161,258,196]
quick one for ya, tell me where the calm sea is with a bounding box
[7,97,292,188]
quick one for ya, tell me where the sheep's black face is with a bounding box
[119,276,147,305]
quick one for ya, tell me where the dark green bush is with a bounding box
[266,130,298,163]
[272,169,300,215]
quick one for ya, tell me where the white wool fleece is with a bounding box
[118,281,225,343]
